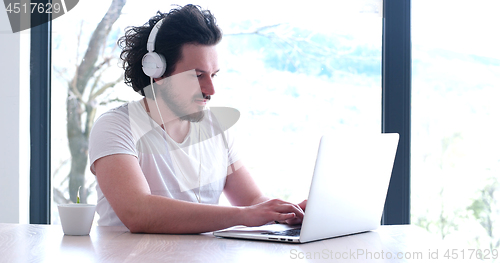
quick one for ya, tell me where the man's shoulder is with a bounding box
[94,100,143,123]
[91,101,140,133]
[99,102,130,117]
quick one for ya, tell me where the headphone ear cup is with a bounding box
[142,52,167,78]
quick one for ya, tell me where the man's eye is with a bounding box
[196,74,203,78]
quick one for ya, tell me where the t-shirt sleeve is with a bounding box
[88,109,137,175]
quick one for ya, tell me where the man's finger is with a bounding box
[275,203,304,217]
[298,199,307,211]
[276,212,296,221]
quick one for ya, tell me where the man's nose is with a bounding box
[200,77,215,96]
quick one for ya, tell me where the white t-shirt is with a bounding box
[89,100,240,226]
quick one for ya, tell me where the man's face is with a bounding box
[157,44,219,122]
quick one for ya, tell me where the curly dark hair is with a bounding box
[118,4,222,94]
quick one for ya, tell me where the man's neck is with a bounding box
[141,97,190,143]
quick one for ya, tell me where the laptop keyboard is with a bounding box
[261,227,301,237]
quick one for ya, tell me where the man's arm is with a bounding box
[224,160,306,225]
[94,154,304,234]
[223,160,269,206]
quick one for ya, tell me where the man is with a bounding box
[89,4,306,234]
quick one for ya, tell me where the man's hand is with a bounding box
[281,199,307,225]
[240,199,305,227]
[297,199,307,211]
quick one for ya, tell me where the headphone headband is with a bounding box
[147,17,165,52]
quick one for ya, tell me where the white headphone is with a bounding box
[142,17,167,78]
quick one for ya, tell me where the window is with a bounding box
[412,0,500,248]
[50,0,383,223]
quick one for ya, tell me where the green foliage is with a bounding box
[467,177,500,250]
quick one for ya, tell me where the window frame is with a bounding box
[30,0,411,225]
[29,0,52,224]
[381,0,411,225]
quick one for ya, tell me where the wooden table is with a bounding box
[0,223,482,262]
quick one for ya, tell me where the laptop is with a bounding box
[213,133,400,243]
